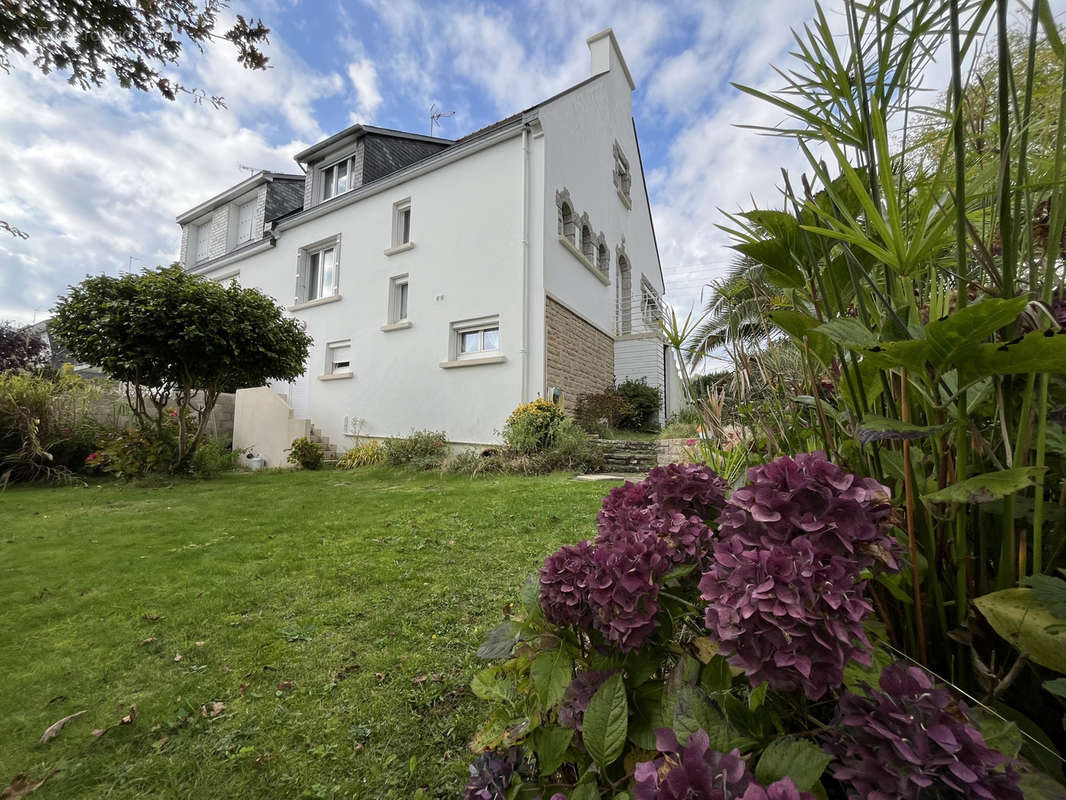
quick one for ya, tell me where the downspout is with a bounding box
[520,124,531,403]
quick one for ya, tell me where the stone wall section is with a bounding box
[545,296,614,413]
[208,207,229,260]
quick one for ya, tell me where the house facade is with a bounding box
[176,29,681,461]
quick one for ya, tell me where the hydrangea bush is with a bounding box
[465,455,1025,800]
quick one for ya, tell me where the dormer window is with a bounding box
[321,154,358,201]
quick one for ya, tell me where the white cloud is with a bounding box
[347,59,383,123]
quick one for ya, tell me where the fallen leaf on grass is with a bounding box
[374,673,388,685]
[238,683,249,696]
[173,653,182,662]
[200,702,225,718]
[1,771,57,799]
[411,673,444,686]
[138,637,156,646]
[40,710,86,743]
[195,641,205,647]
[276,682,294,692]
[91,729,107,737]
[141,614,164,622]
[121,706,136,725]
[255,754,278,764]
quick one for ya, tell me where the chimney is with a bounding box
[587,28,636,91]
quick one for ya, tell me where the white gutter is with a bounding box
[275,120,529,234]
[520,124,531,403]
[185,238,274,275]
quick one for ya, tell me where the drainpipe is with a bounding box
[520,123,531,403]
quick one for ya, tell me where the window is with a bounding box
[641,279,661,325]
[392,199,412,247]
[326,340,352,375]
[561,203,575,243]
[613,141,632,206]
[459,325,499,356]
[388,275,409,323]
[195,221,210,262]
[581,223,594,262]
[617,253,632,335]
[321,154,357,201]
[236,200,255,244]
[296,237,341,304]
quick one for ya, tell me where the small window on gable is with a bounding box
[195,221,211,262]
[581,222,595,262]
[296,236,341,304]
[236,200,255,244]
[597,241,609,274]
[613,142,632,206]
[560,204,574,243]
[392,199,412,247]
[326,339,352,375]
[388,275,409,324]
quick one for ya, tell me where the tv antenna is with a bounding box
[429,103,455,136]
[126,255,143,275]
[239,163,267,174]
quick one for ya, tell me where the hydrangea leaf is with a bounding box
[531,726,573,776]
[1044,678,1066,699]
[755,736,833,792]
[971,709,1023,759]
[622,648,661,688]
[700,656,733,694]
[748,682,768,711]
[672,685,735,751]
[569,780,599,800]
[582,673,628,768]
[974,589,1066,673]
[476,621,520,660]
[923,467,1045,504]
[627,682,665,750]
[531,647,572,709]
[471,666,516,704]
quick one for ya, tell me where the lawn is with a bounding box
[0,468,616,799]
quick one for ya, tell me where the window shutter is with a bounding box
[295,251,307,304]
[330,238,341,296]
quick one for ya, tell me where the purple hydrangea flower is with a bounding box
[634,728,814,800]
[464,748,520,800]
[558,670,614,731]
[700,453,900,699]
[539,540,596,628]
[597,465,726,569]
[824,663,1023,800]
[588,529,672,651]
[643,463,730,520]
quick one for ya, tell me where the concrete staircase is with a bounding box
[308,424,340,464]
[596,438,658,474]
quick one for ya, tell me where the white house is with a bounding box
[176,29,681,463]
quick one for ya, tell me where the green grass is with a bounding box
[0,468,616,799]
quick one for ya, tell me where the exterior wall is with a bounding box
[615,336,666,422]
[208,206,229,260]
[544,296,614,413]
[199,134,527,446]
[537,55,664,343]
[232,387,310,468]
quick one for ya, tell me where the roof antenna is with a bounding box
[429,103,455,136]
[239,163,267,174]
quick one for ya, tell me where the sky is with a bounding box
[0,0,1051,327]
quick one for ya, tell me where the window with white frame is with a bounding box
[296,237,340,304]
[236,200,255,244]
[195,221,211,262]
[392,199,412,247]
[388,275,409,323]
[321,154,357,201]
[454,318,500,359]
[326,339,352,375]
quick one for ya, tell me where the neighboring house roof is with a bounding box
[175,171,304,225]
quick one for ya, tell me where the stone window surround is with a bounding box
[555,187,610,286]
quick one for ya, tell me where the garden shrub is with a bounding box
[446,419,603,477]
[660,407,701,439]
[615,377,662,432]
[384,430,447,470]
[502,398,565,454]
[336,440,385,469]
[0,367,108,484]
[286,436,323,470]
[190,438,236,478]
[463,454,1024,799]
[573,389,633,434]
